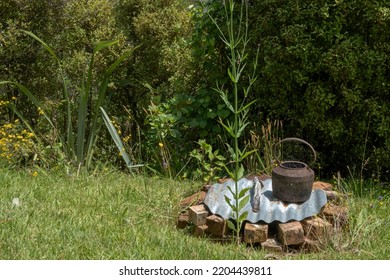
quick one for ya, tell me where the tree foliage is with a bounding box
[0,0,389,180]
[194,0,390,179]
[251,0,389,179]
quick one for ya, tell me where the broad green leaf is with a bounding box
[189,150,203,162]
[215,154,226,161]
[226,185,234,194]
[237,164,245,180]
[227,219,236,231]
[238,186,251,199]
[76,69,88,163]
[225,143,237,161]
[238,211,248,223]
[239,195,250,211]
[207,151,214,161]
[224,195,234,209]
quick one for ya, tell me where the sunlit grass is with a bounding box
[0,168,389,259]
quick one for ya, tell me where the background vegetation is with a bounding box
[1,0,389,182]
[0,0,389,260]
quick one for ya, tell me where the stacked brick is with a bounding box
[176,181,348,253]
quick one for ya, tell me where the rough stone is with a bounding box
[193,224,208,237]
[180,191,207,208]
[244,223,268,244]
[261,238,283,253]
[188,204,209,226]
[277,221,305,245]
[301,217,333,240]
[313,181,333,191]
[176,212,189,229]
[206,214,227,237]
[320,203,348,228]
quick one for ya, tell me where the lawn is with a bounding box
[0,168,389,259]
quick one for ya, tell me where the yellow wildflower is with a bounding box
[32,171,38,177]
[158,142,164,148]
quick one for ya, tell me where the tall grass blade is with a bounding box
[0,81,55,130]
[100,107,143,170]
[76,56,94,165]
[85,46,141,168]
[20,30,73,159]
[20,30,60,62]
[93,40,119,53]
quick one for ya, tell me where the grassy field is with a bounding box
[0,168,389,260]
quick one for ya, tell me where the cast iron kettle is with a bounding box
[272,138,316,203]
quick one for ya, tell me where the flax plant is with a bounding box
[0,30,138,170]
[204,0,259,244]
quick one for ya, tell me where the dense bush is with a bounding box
[192,0,389,180]
[113,0,198,176]
[252,0,389,179]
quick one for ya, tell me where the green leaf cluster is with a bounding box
[190,139,226,184]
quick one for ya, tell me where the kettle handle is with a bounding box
[273,137,317,166]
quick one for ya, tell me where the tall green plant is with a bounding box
[100,107,144,171]
[0,30,138,170]
[204,0,259,244]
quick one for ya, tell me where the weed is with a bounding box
[190,139,226,184]
[0,116,35,166]
[204,0,259,245]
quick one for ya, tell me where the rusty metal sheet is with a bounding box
[203,177,327,223]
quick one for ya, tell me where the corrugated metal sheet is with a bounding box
[204,177,327,223]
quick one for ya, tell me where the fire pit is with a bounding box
[177,177,348,253]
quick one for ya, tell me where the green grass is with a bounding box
[0,168,389,259]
